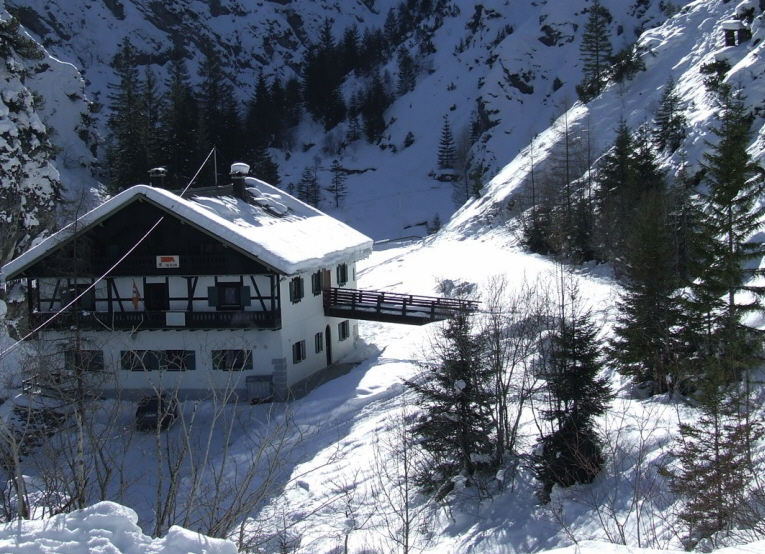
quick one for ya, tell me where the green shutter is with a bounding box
[208,286,219,307]
[241,286,251,307]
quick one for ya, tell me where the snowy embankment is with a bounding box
[0,501,237,553]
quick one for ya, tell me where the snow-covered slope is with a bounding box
[4,0,765,552]
[450,0,765,237]
[0,501,237,553]
[3,0,676,240]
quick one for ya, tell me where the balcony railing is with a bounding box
[29,309,281,331]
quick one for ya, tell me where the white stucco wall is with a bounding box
[36,261,362,402]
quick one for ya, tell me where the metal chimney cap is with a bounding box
[230,162,250,175]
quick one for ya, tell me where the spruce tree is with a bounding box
[397,47,416,96]
[340,24,360,75]
[437,115,456,170]
[667,368,763,547]
[576,0,613,102]
[159,45,199,188]
[610,190,684,394]
[407,310,495,493]
[326,159,348,208]
[595,119,636,261]
[534,293,611,500]
[686,90,765,376]
[106,37,145,193]
[140,66,164,172]
[302,18,346,130]
[653,75,687,152]
[245,70,273,148]
[297,165,321,207]
[359,71,391,142]
[251,143,280,186]
[198,39,242,173]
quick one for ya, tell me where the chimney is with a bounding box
[230,162,250,200]
[148,167,167,189]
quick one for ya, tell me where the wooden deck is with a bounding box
[323,288,478,326]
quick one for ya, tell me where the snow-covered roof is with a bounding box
[722,19,747,30]
[3,180,373,278]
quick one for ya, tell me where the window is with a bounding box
[144,282,169,311]
[311,271,322,296]
[65,283,95,311]
[315,332,324,353]
[212,349,253,371]
[120,350,196,371]
[292,340,306,364]
[336,263,348,286]
[208,283,251,309]
[65,350,104,372]
[289,276,304,303]
[122,350,161,371]
[164,350,196,371]
[339,320,350,341]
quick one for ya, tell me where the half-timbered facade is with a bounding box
[2,170,373,402]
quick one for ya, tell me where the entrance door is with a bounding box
[325,324,332,366]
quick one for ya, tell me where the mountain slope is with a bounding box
[4,0,676,240]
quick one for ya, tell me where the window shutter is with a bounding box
[208,286,219,307]
[240,286,251,307]
[299,278,304,298]
[289,280,295,302]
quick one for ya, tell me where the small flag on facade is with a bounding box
[132,280,141,310]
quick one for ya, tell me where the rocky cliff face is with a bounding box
[0,10,94,265]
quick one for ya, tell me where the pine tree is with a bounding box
[653,75,687,152]
[106,37,145,193]
[576,0,613,102]
[326,159,348,208]
[437,115,456,170]
[407,310,495,493]
[535,286,611,500]
[685,90,765,376]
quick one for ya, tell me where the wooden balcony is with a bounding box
[29,309,281,331]
[323,288,478,326]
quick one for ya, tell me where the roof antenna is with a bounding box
[214,147,218,187]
